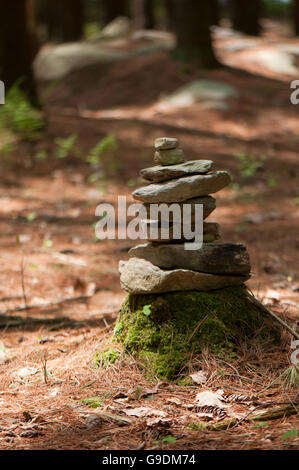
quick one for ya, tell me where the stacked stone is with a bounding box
[119,137,251,294]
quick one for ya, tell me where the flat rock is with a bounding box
[143,196,216,222]
[159,79,238,108]
[250,49,298,77]
[119,258,250,294]
[94,17,131,41]
[141,221,220,244]
[33,43,125,81]
[154,137,179,150]
[154,149,185,166]
[140,160,214,183]
[133,171,231,203]
[129,243,251,275]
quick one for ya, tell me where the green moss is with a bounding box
[94,349,120,369]
[80,396,103,408]
[177,377,194,387]
[114,287,281,380]
[188,422,207,431]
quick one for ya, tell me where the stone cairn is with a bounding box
[119,137,251,294]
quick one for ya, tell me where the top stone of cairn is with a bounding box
[154,137,179,150]
[154,137,184,166]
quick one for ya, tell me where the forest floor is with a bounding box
[0,24,298,450]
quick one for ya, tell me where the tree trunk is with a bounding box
[45,0,83,42]
[231,0,261,36]
[0,0,37,102]
[172,0,219,67]
[102,0,128,25]
[63,0,84,42]
[164,0,175,30]
[294,0,299,36]
[133,0,155,30]
[209,0,220,26]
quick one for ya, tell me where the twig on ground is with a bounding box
[216,358,243,385]
[198,403,299,431]
[223,374,263,386]
[20,257,28,312]
[41,351,49,384]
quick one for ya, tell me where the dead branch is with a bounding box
[195,403,299,431]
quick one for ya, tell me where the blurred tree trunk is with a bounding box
[45,0,83,42]
[133,0,155,30]
[172,0,219,67]
[165,0,175,30]
[63,0,84,41]
[0,0,37,102]
[230,0,261,36]
[102,0,128,24]
[209,0,220,26]
[294,0,299,36]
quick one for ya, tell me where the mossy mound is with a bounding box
[114,286,281,380]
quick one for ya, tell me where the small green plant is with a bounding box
[188,422,206,431]
[80,396,103,408]
[0,81,43,141]
[281,429,299,441]
[35,150,48,161]
[153,435,177,445]
[127,179,139,187]
[86,135,118,164]
[0,142,15,154]
[280,365,299,389]
[28,264,38,270]
[234,153,266,178]
[142,305,152,317]
[88,173,101,183]
[84,22,101,39]
[267,176,277,188]
[55,134,78,159]
[43,239,53,248]
[252,422,269,429]
[26,212,37,222]
[161,435,177,443]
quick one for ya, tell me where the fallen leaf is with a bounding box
[123,407,167,418]
[189,371,207,384]
[13,367,39,380]
[146,417,172,427]
[167,398,182,406]
[195,390,226,408]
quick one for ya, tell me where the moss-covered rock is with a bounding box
[114,287,281,380]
